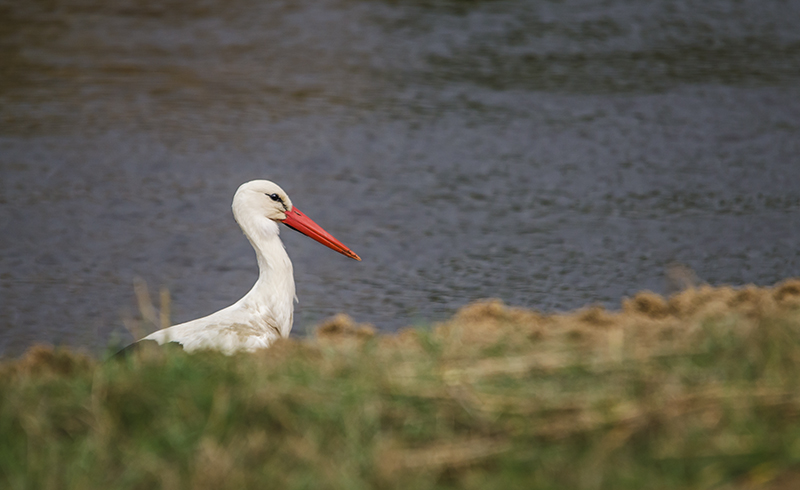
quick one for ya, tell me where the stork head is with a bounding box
[233,180,361,261]
[234,180,294,221]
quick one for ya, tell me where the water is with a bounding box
[2,0,800,356]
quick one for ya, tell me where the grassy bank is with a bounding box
[3,281,800,489]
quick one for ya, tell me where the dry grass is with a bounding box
[2,280,800,489]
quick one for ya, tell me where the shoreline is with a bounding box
[2,279,799,489]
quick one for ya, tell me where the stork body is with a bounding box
[126,180,359,355]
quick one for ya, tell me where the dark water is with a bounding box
[2,0,800,356]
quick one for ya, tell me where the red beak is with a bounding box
[281,207,361,261]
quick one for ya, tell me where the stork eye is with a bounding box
[267,193,282,202]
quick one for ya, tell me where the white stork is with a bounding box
[117,180,360,356]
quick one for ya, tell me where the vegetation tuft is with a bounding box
[3,280,800,489]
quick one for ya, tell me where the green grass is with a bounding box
[2,282,800,489]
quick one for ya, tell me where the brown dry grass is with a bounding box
[2,279,800,489]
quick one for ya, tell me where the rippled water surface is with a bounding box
[2,0,800,355]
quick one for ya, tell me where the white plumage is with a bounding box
[134,180,360,355]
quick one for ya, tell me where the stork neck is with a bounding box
[236,219,296,338]
[252,236,292,285]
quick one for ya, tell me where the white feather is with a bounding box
[143,180,298,354]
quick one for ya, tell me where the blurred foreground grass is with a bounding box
[3,281,800,489]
